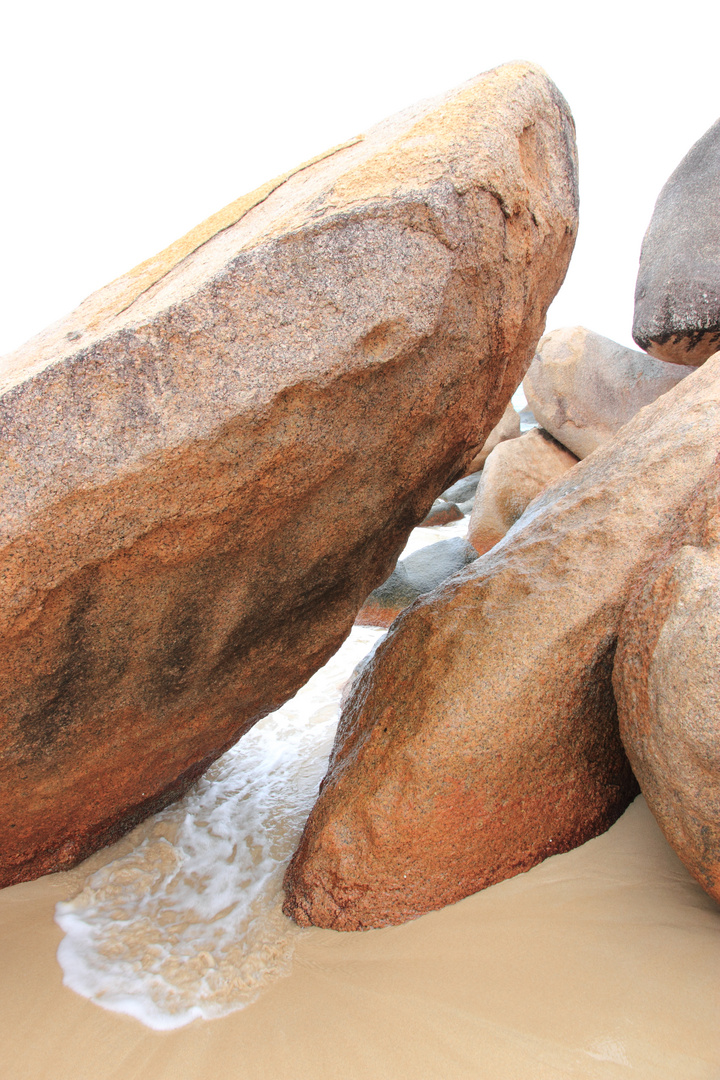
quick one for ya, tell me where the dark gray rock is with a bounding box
[439,471,484,505]
[633,117,720,366]
[420,471,484,526]
[356,537,478,627]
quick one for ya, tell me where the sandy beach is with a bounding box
[2,795,718,1080]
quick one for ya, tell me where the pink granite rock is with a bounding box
[0,62,579,886]
[284,356,720,930]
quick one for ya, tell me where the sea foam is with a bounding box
[56,625,385,1029]
[55,518,467,1030]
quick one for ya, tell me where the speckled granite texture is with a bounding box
[615,508,720,904]
[0,61,578,886]
[284,356,720,930]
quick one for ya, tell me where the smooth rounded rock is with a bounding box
[468,427,578,555]
[418,499,464,528]
[614,535,720,903]
[633,117,720,365]
[284,356,720,931]
[439,471,484,507]
[525,326,690,458]
[356,536,478,627]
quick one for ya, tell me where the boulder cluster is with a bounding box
[1,63,718,933]
[283,114,720,928]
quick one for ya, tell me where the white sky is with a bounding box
[2,0,719,357]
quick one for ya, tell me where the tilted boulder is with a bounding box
[0,62,578,887]
[525,326,689,458]
[633,118,720,365]
[283,355,720,931]
[463,401,521,474]
[468,427,577,555]
[614,510,720,904]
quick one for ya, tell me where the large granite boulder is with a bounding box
[0,62,579,887]
[525,326,690,458]
[633,118,720,365]
[468,427,577,555]
[614,526,720,904]
[356,537,478,627]
[283,355,720,931]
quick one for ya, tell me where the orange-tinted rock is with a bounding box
[468,427,577,555]
[463,401,521,474]
[614,520,720,904]
[524,326,690,458]
[418,499,465,527]
[0,62,579,887]
[283,356,720,931]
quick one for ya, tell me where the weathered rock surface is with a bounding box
[525,326,690,458]
[468,427,578,555]
[633,118,720,365]
[0,62,579,887]
[464,402,521,474]
[283,356,720,931]
[614,520,720,904]
[356,536,478,627]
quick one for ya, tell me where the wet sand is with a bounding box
[1,796,718,1080]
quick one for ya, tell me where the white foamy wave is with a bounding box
[56,625,386,1030]
[400,515,467,558]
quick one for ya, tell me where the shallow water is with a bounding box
[55,624,385,1029]
[2,550,715,1077]
[54,519,470,1030]
[400,514,467,556]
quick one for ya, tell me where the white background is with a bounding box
[2,0,719,356]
